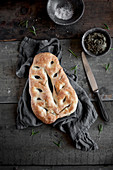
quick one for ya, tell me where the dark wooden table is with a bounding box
[0,1,113,170]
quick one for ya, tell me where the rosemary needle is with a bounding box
[29,26,37,36]
[31,129,39,136]
[98,124,103,133]
[104,63,110,71]
[103,23,109,30]
[71,65,78,75]
[19,20,28,28]
[53,140,62,147]
[25,20,28,28]
[68,49,79,58]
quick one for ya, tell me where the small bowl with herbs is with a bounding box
[82,28,112,57]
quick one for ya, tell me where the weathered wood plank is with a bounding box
[0,0,113,40]
[0,103,113,165]
[0,40,113,103]
[0,165,113,170]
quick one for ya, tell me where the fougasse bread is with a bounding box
[29,52,78,124]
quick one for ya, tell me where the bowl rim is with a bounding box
[47,0,85,25]
[82,27,112,57]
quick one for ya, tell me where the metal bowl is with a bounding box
[82,28,112,57]
[47,0,85,25]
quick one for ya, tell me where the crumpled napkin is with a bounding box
[16,37,98,151]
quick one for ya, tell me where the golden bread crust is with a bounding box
[29,52,78,124]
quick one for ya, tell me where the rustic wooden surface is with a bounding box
[0,102,113,165]
[0,40,113,167]
[0,165,113,170]
[0,0,113,168]
[0,0,113,40]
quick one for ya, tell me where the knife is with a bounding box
[81,52,109,122]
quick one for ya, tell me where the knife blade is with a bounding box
[82,52,109,122]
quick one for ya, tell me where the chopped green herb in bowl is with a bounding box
[82,28,112,57]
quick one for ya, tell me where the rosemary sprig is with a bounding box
[104,63,110,71]
[19,20,29,28]
[68,49,79,58]
[71,65,78,75]
[25,20,28,28]
[98,124,103,133]
[53,140,62,147]
[31,129,39,136]
[103,23,109,30]
[29,26,37,36]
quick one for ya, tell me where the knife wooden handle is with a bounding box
[94,90,109,122]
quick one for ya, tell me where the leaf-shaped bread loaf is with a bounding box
[29,52,78,124]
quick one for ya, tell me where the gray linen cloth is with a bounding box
[16,37,98,151]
